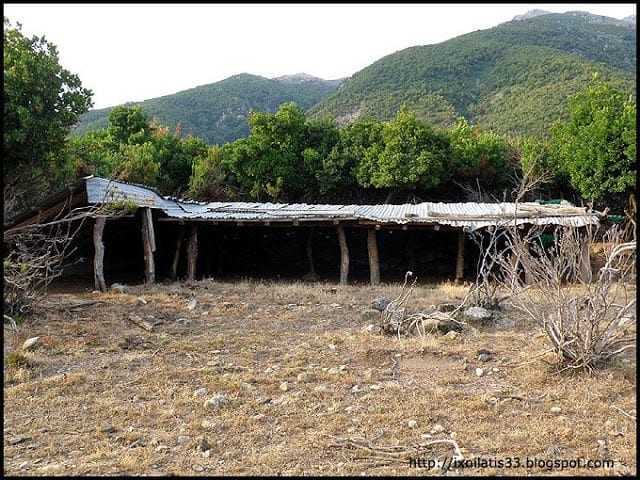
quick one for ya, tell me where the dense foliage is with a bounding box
[549,78,636,204]
[75,74,341,145]
[4,19,93,214]
[310,12,636,137]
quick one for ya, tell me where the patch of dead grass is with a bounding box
[3,279,636,475]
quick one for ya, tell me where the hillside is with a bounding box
[310,11,636,137]
[75,73,342,144]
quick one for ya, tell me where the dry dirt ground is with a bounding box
[3,280,636,476]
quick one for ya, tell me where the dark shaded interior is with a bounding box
[60,210,479,287]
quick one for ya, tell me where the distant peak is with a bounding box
[512,9,551,21]
[274,73,325,83]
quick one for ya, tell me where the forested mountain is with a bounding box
[310,11,636,137]
[75,73,342,144]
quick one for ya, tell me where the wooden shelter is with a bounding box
[5,176,602,291]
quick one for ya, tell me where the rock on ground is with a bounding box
[22,337,40,350]
[464,306,492,322]
[204,393,229,411]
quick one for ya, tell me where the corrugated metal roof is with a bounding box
[85,176,600,231]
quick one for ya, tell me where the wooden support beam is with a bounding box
[367,229,380,285]
[186,224,199,281]
[171,226,185,280]
[93,217,107,292]
[141,208,156,284]
[455,230,465,283]
[305,228,318,280]
[579,236,593,283]
[337,225,349,285]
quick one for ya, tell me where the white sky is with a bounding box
[4,3,636,109]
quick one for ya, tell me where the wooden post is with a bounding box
[407,230,416,272]
[171,226,185,280]
[306,228,318,280]
[337,225,349,285]
[579,236,593,283]
[141,208,156,284]
[455,230,465,283]
[367,229,380,285]
[93,217,107,292]
[187,224,199,281]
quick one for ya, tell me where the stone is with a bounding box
[435,303,457,313]
[328,344,337,351]
[464,306,492,322]
[175,318,191,326]
[361,309,380,322]
[201,420,216,430]
[202,449,211,458]
[279,382,289,392]
[550,406,562,414]
[186,298,198,311]
[369,384,382,391]
[431,424,445,434]
[297,372,315,383]
[22,337,40,351]
[407,420,418,428]
[351,385,361,393]
[443,331,459,340]
[196,435,210,452]
[176,435,191,446]
[193,387,208,398]
[478,353,491,362]
[371,297,392,312]
[475,368,484,377]
[192,465,204,472]
[99,424,116,434]
[110,283,128,293]
[204,393,229,411]
[361,324,378,334]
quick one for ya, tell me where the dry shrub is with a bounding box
[479,221,635,371]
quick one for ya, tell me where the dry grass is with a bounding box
[3,279,636,475]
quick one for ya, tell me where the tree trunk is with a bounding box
[171,226,185,280]
[455,230,465,283]
[367,229,380,285]
[141,208,155,284]
[337,225,349,285]
[187,224,198,281]
[93,217,107,292]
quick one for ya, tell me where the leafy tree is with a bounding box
[322,119,383,196]
[107,105,152,145]
[551,79,636,204]
[4,18,92,212]
[118,142,160,186]
[188,145,236,201]
[355,108,451,193]
[448,118,515,190]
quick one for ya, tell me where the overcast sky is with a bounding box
[5,3,636,109]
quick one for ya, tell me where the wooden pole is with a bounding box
[171,226,185,280]
[407,230,416,272]
[141,208,156,284]
[187,224,199,281]
[306,228,318,280]
[579,236,592,283]
[337,225,349,285]
[455,230,465,283]
[367,228,380,285]
[93,217,107,292]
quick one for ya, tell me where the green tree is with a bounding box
[551,79,636,204]
[188,145,236,201]
[107,105,152,145]
[4,19,92,212]
[118,142,160,186]
[448,118,514,190]
[355,108,451,194]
